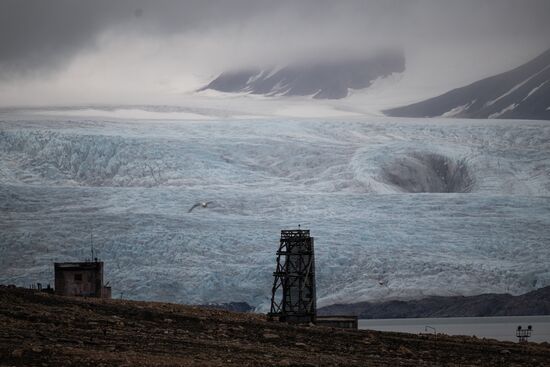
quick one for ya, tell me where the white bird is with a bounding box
[188,201,213,213]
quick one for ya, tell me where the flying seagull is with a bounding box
[188,201,213,213]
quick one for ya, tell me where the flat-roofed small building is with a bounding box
[315,316,358,330]
[54,261,111,298]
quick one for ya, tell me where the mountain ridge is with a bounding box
[385,48,550,120]
[198,51,405,99]
[319,286,550,319]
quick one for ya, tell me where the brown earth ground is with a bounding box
[1,287,549,366]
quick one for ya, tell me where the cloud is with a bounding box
[0,0,549,105]
[0,1,396,77]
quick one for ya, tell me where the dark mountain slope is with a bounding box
[385,48,550,120]
[199,51,405,99]
[319,286,550,319]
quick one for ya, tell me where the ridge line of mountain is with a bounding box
[385,48,550,120]
[318,286,550,319]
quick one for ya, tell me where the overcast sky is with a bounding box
[0,0,549,106]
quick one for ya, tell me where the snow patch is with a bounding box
[264,66,284,79]
[521,80,548,102]
[267,80,290,96]
[246,70,266,84]
[440,100,476,117]
[485,64,550,107]
[488,103,518,119]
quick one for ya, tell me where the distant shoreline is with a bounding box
[319,286,550,319]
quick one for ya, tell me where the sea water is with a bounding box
[360,315,550,343]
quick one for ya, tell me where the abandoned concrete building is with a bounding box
[54,261,111,298]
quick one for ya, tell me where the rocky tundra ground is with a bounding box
[1,287,549,366]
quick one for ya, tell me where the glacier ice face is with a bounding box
[1,113,549,310]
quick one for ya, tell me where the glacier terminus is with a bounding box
[1,109,549,311]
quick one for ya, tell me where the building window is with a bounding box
[74,274,82,281]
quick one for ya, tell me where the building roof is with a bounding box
[54,261,103,271]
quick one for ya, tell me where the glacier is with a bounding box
[1,109,549,311]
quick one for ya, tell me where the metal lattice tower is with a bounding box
[268,229,316,324]
[516,325,532,343]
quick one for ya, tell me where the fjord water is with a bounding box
[1,111,549,310]
[360,316,550,343]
